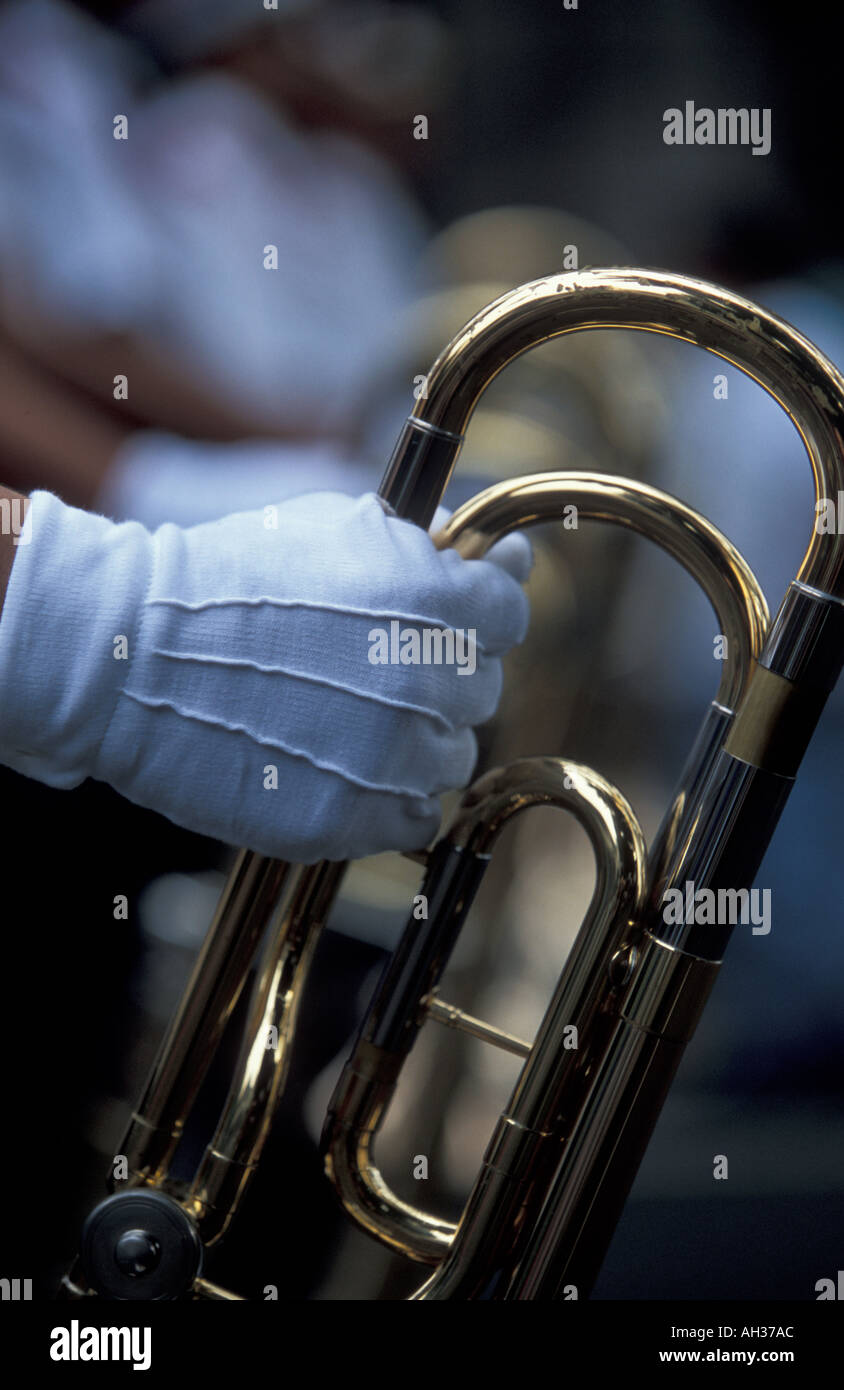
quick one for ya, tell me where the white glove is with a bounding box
[0,490,530,861]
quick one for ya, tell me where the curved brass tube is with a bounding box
[184,861,347,1244]
[392,268,844,599]
[70,269,844,1301]
[321,469,767,1263]
[436,470,769,714]
[379,268,844,960]
[322,757,647,1261]
[323,272,844,1296]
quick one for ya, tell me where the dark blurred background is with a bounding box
[0,0,842,1302]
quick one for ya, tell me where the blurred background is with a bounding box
[0,0,842,1301]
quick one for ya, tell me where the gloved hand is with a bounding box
[0,490,530,860]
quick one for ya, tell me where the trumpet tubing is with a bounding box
[67,269,844,1302]
[321,466,769,1297]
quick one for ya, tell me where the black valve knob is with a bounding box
[81,1191,203,1300]
[114,1229,162,1278]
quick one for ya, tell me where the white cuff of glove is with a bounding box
[0,493,151,788]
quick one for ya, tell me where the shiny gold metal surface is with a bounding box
[320,469,768,1289]
[67,268,844,1300]
[323,756,648,1264]
[436,470,769,713]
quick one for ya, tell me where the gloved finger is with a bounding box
[336,787,444,861]
[483,530,533,583]
[431,547,531,657]
[430,505,533,584]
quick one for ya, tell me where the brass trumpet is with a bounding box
[66,269,844,1301]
